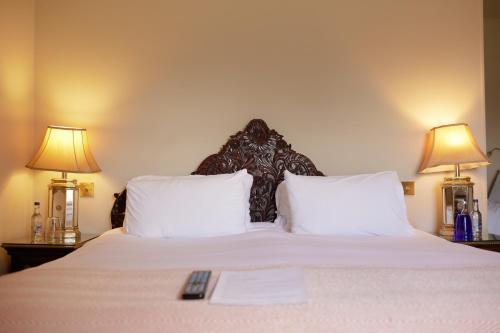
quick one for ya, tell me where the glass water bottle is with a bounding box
[454,202,473,242]
[31,202,44,243]
[471,199,482,241]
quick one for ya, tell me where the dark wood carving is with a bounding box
[110,119,323,228]
[193,119,323,222]
[111,192,126,229]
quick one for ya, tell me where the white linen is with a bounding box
[246,221,286,232]
[284,171,414,236]
[125,170,252,238]
[275,180,291,231]
[209,267,306,305]
[46,228,500,270]
[1,229,500,333]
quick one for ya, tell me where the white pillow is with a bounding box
[284,170,414,236]
[124,170,252,238]
[275,181,291,231]
[130,171,253,226]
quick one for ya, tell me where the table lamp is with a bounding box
[26,126,101,241]
[418,123,489,239]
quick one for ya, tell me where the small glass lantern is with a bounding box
[440,177,474,240]
[48,177,80,240]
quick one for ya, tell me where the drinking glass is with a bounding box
[46,217,61,243]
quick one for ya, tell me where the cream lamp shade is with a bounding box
[418,123,489,175]
[26,126,101,173]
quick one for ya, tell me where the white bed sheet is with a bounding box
[1,227,500,333]
[46,227,500,270]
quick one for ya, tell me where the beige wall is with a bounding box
[0,0,35,274]
[485,0,500,190]
[32,0,487,235]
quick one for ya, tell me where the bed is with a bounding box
[1,119,500,333]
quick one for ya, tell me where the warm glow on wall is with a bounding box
[0,61,31,105]
[0,169,33,238]
[348,42,475,129]
[375,75,472,128]
[0,170,33,199]
[41,71,125,126]
[53,84,112,113]
[404,101,466,129]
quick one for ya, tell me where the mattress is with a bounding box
[1,228,500,333]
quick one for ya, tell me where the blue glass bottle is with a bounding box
[454,203,473,241]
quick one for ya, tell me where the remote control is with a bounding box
[182,270,211,300]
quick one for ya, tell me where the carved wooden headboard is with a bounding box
[110,119,323,228]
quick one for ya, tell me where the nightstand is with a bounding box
[1,234,99,272]
[452,235,500,253]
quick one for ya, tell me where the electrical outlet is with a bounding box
[401,181,415,196]
[80,183,94,197]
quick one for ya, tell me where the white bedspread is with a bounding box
[1,228,500,332]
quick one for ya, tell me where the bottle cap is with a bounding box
[473,199,478,202]
[34,201,40,206]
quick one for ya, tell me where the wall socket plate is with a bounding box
[401,181,415,196]
[80,183,94,197]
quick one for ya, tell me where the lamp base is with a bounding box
[61,228,81,241]
[440,176,474,240]
[439,225,455,241]
[48,177,80,243]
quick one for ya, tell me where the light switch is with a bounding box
[401,181,415,196]
[80,183,94,197]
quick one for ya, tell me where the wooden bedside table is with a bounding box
[1,234,99,272]
[452,235,500,253]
